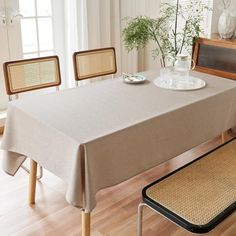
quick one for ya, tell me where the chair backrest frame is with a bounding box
[3,55,62,95]
[192,37,236,80]
[73,47,117,81]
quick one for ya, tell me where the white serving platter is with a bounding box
[154,76,206,91]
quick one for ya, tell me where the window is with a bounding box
[19,0,54,59]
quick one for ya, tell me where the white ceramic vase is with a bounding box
[218,9,236,39]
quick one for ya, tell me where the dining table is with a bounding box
[1,69,236,236]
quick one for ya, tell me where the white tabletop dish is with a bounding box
[123,74,146,84]
[154,76,206,91]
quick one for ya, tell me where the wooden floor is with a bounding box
[0,134,235,236]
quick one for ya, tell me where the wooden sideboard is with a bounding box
[192,35,236,80]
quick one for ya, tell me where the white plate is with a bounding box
[154,76,206,91]
[123,75,146,84]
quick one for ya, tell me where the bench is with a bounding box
[138,138,236,235]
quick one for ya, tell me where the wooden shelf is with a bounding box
[210,33,236,44]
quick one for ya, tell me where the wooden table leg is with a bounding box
[82,210,91,236]
[221,131,228,143]
[28,159,37,204]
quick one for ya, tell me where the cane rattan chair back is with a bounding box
[3,56,61,95]
[73,47,117,81]
[3,55,61,180]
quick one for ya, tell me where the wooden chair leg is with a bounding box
[82,210,91,236]
[37,166,43,180]
[28,159,37,204]
[221,131,228,143]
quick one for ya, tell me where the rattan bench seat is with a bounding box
[142,138,236,234]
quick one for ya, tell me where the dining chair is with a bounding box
[192,37,234,143]
[73,47,117,86]
[192,37,236,80]
[3,55,62,179]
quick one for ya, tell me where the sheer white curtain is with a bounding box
[64,0,79,87]
[64,0,123,87]
[84,0,123,74]
[83,0,153,74]
[121,0,162,73]
[63,0,163,86]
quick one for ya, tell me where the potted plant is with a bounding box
[123,0,211,67]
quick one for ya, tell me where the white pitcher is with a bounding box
[174,54,195,80]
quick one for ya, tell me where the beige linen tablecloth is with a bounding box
[1,70,236,212]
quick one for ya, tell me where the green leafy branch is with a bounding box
[122,0,211,67]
